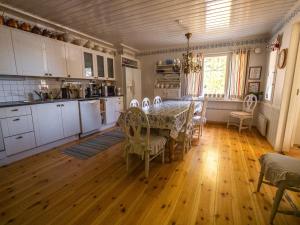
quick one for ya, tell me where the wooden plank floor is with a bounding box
[0,124,300,225]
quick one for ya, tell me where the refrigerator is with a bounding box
[124,67,141,108]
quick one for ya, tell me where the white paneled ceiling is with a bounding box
[0,0,298,50]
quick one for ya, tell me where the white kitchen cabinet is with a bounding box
[61,101,80,137]
[83,50,96,79]
[106,56,115,80]
[1,115,34,137]
[32,103,64,146]
[0,105,31,119]
[44,38,67,77]
[11,29,46,76]
[32,101,81,146]
[95,53,105,79]
[65,43,83,78]
[4,132,36,156]
[0,26,17,75]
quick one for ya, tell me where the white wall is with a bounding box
[258,4,300,149]
[295,111,300,146]
[138,45,267,101]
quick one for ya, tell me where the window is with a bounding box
[203,55,228,95]
[265,50,277,101]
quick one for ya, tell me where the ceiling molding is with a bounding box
[137,37,269,56]
[271,2,300,37]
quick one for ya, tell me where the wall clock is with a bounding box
[277,48,288,69]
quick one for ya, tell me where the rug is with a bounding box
[63,130,125,159]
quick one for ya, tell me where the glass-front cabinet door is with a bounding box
[96,54,105,79]
[106,57,115,79]
[83,51,94,78]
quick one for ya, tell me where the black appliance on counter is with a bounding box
[101,85,116,97]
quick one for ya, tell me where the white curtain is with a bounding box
[182,71,203,97]
[228,49,249,98]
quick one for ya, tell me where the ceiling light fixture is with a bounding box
[181,32,203,75]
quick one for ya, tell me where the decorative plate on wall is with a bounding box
[277,48,288,69]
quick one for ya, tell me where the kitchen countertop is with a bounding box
[0,95,124,108]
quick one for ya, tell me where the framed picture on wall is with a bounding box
[249,66,262,80]
[248,82,260,93]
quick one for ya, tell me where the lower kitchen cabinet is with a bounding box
[32,101,80,146]
[103,97,124,125]
[32,102,64,146]
[4,132,36,156]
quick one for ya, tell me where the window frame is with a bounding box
[201,53,231,97]
[264,50,278,103]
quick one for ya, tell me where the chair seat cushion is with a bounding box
[230,111,252,118]
[259,153,300,187]
[193,115,206,125]
[146,135,167,155]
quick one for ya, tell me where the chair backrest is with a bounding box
[124,107,150,155]
[129,99,139,108]
[201,96,209,118]
[142,97,151,110]
[184,101,195,134]
[153,96,162,105]
[243,94,258,114]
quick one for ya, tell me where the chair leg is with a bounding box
[270,185,285,224]
[126,152,130,172]
[249,118,253,131]
[162,150,165,164]
[145,152,150,178]
[198,125,201,139]
[239,119,243,133]
[200,124,203,136]
[257,171,264,192]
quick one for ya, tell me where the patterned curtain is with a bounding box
[228,49,249,98]
[182,70,203,97]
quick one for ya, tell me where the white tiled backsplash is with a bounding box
[0,77,62,102]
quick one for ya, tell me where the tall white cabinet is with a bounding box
[124,67,141,108]
[0,26,17,75]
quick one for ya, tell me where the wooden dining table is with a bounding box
[118,100,202,162]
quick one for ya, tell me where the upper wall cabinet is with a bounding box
[65,43,83,79]
[83,50,95,79]
[11,29,46,76]
[95,53,105,79]
[106,56,115,80]
[0,26,17,75]
[44,38,67,77]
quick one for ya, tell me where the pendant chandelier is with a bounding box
[182,32,203,75]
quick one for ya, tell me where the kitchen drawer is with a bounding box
[1,115,34,137]
[4,132,36,156]
[0,106,31,118]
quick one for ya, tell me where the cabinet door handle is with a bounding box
[13,118,20,121]
[61,104,64,107]
[11,109,18,112]
[57,104,61,107]
[16,136,23,139]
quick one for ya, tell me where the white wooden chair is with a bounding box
[124,107,166,177]
[193,96,208,139]
[142,97,151,110]
[174,101,195,159]
[129,99,139,108]
[153,96,162,105]
[227,94,258,133]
